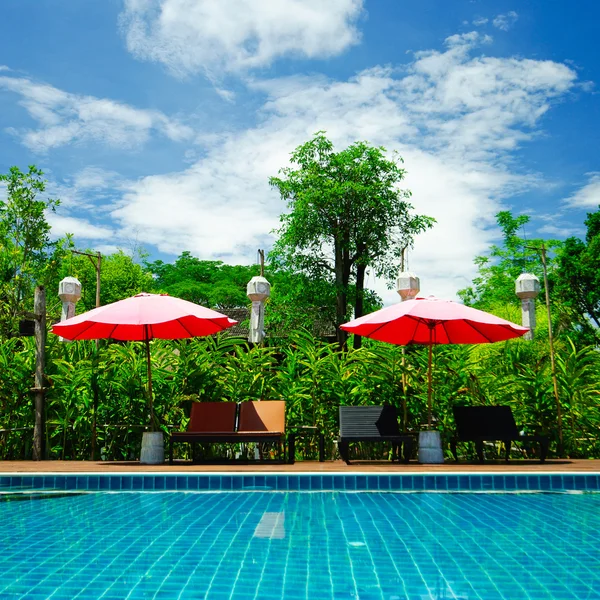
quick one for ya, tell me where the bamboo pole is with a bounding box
[32,286,46,460]
[539,244,563,456]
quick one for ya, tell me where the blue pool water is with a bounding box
[0,485,599,599]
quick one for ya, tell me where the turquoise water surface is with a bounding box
[0,490,599,599]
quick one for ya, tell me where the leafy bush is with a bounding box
[1,329,599,461]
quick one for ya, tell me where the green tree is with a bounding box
[55,249,154,312]
[269,133,435,347]
[458,211,561,311]
[146,251,351,339]
[0,166,60,337]
[146,252,254,308]
[554,206,600,343]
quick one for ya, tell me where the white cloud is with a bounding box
[493,11,518,31]
[119,0,364,76]
[473,17,489,26]
[46,213,115,241]
[564,173,600,208]
[109,32,578,303]
[215,88,236,103]
[47,167,124,210]
[0,75,193,152]
[538,223,585,237]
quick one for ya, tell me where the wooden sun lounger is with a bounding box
[169,400,286,464]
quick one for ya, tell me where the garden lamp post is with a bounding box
[396,271,420,302]
[58,277,82,342]
[396,269,420,434]
[247,276,270,343]
[247,250,270,344]
[515,273,540,341]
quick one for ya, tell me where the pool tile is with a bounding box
[412,476,424,490]
[109,476,122,490]
[423,475,435,490]
[366,476,379,490]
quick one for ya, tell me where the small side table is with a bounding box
[288,426,325,464]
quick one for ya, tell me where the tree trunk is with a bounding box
[353,263,366,349]
[334,239,347,348]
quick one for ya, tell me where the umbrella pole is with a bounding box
[401,348,407,432]
[427,342,433,429]
[145,336,155,432]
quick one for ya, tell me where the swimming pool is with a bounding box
[1,474,599,599]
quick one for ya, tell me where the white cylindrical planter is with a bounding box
[140,432,164,465]
[418,430,444,464]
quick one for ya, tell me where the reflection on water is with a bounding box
[0,491,599,599]
[254,511,285,539]
[0,492,88,503]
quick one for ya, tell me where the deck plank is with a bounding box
[0,459,598,473]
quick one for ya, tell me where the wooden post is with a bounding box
[258,249,264,277]
[539,244,563,456]
[400,245,409,431]
[95,252,101,308]
[92,256,101,460]
[72,249,102,460]
[32,286,46,461]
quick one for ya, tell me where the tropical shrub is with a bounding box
[1,328,599,461]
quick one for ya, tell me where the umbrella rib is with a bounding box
[206,318,230,332]
[366,314,423,340]
[440,320,451,344]
[64,320,97,340]
[460,320,496,343]
[407,315,423,341]
[178,319,195,337]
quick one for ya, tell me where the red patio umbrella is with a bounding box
[52,293,237,429]
[341,296,528,428]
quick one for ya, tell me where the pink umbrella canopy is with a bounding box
[52,293,238,431]
[341,296,528,428]
[52,293,237,341]
[340,296,528,345]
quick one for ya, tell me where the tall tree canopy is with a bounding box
[146,252,255,309]
[0,166,61,336]
[554,206,600,343]
[458,211,561,311]
[269,133,435,347]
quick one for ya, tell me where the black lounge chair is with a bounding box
[338,405,413,464]
[450,405,549,463]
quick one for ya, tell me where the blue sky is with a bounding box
[1,0,599,303]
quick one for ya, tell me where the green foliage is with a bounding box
[270,133,435,346]
[458,211,561,310]
[55,249,154,313]
[1,164,599,463]
[146,252,254,309]
[554,206,600,342]
[0,166,60,336]
[2,327,599,461]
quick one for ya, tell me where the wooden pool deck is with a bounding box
[1,459,599,473]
